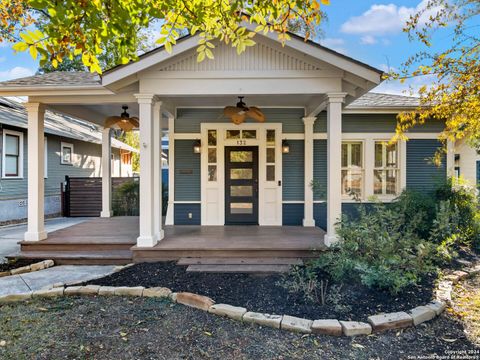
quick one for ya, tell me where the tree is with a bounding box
[389,0,480,164]
[1,0,329,74]
[117,131,140,173]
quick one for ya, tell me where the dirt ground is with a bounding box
[0,296,478,360]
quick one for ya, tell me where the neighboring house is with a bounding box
[0,97,136,223]
[454,140,480,187]
[0,31,465,261]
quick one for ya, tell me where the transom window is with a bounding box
[2,130,23,178]
[374,141,398,195]
[225,129,257,140]
[341,142,363,197]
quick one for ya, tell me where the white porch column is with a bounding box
[24,103,47,241]
[325,93,347,246]
[446,140,455,178]
[100,128,112,217]
[303,116,316,227]
[153,101,164,242]
[135,94,158,247]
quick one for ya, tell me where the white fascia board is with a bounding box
[343,107,417,114]
[102,35,201,87]
[0,86,112,97]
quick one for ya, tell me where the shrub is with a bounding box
[112,179,140,216]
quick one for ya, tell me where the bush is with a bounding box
[309,178,480,294]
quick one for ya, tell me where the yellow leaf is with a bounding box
[197,51,205,62]
[52,59,58,68]
[205,48,214,60]
[321,0,330,4]
[164,41,172,53]
[12,42,28,52]
[29,46,38,60]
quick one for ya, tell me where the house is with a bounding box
[453,139,480,187]
[0,31,457,263]
[0,97,136,223]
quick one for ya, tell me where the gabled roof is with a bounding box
[346,92,420,109]
[0,97,137,152]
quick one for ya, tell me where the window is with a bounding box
[341,142,363,197]
[2,130,23,178]
[207,130,217,181]
[374,141,398,195]
[266,130,275,181]
[61,142,74,165]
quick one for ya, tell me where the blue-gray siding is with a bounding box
[174,203,201,225]
[282,140,304,201]
[313,140,327,200]
[406,139,446,191]
[174,140,201,201]
[175,108,305,133]
[0,125,119,200]
[282,203,304,226]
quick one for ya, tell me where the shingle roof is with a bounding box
[347,92,419,109]
[0,97,137,152]
[0,72,100,88]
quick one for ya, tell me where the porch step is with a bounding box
[178,257,303,266]
[20,238,133,252]
[186,264,292,274]
[9,250,132,265]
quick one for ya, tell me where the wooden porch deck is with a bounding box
[16,217,327,265]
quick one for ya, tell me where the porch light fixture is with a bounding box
[282,140,290,154]
[193,140,201,154]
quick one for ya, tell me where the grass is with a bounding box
[452,273,480,346]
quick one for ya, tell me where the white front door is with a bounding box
[200,123,283,226]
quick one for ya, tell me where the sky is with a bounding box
[0,0,452,95]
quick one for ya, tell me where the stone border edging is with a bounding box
[0,261,478,337]
[0,260,55,278]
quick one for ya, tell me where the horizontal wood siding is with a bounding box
[407,139,446,191]
[314,112,445,133]
[174,203,201,225]
[174,140,201,201]
[0,125,120,201]
[175,108,305,133]
[282,140,304,201]
[313,140,327,200]
[282,203,303,226]
[313,203,327,230]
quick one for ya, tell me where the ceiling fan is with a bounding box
[105,105,139,132]
[223,97,266,125]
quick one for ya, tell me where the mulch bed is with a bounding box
[89,262,436,321]
[0,259,43,272]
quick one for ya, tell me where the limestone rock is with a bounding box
[409,306,436,326]
[33,288,64,298]
[43,260,55,268]
[243,312,283,329]
[30,261,46,272]
[280,315,312,333]
[367,312,412,332]
[114,286,144,296]
[175,292,215,311]
[10,266,31,275]
[77,285,100,295]
[143,287,172,298]
[0,271,9,278]
[426,300,446,316]
[340,321,372,336]
[208,304,247,321]
[311,319,342,336]
[0,292,32,303]
[64,286,83,296]
[98,286,117,296]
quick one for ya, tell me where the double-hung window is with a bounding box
[374,141,398,196]
[341,142,363,197]
[2,130,23,178]
[61,142,74,165]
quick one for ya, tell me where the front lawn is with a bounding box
[0,296,476,360]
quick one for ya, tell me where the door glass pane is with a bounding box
[230,203,253,214]
[5,135,19,155]
[341,144,348,167]
[386,144,397,167]
[208,165,217,181]
[208,148,217,163]
[230,151,253,162]
[230,168,253,179]
[226,130,241,139]
[375,143,383,167]
[242,130,256,139]
[266,130,275,146]
[4,156,18,176]
[208,130,217,146]
[231,185,253,197]
[266,165,275,181]
[266,148,275,163]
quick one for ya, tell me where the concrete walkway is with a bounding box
[0,217,88,261]
[0,265,117,296]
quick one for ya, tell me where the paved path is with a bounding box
[0,217,88,261]
[0,265,117,296]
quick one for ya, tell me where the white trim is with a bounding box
[2,129,24,179]
[173,201,202,204]
[44,137,48,178]
[165,116,175,226]
[172,133,201,140]
[60,141,74,165]
[200,122,283,226]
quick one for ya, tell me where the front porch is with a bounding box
[15,216,327,265]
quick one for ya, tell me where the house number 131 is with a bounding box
[236,140,246,145]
